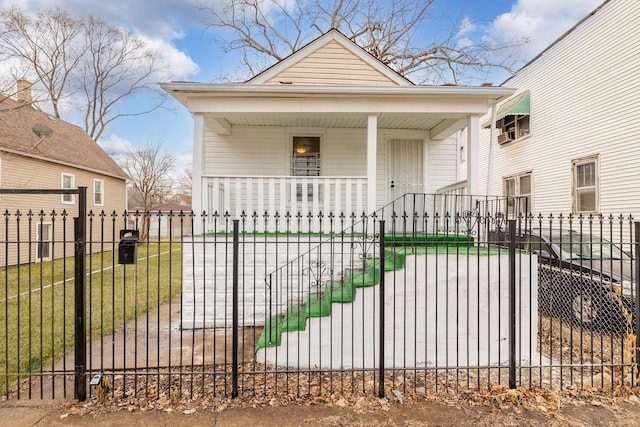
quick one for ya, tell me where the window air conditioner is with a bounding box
[497,132,512,144]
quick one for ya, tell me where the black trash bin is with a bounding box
[118,229,139,264]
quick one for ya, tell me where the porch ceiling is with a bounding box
[206,112,459,131]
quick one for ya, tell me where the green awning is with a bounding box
[484,91,530,127]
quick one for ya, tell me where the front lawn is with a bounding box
[0,242,182,396]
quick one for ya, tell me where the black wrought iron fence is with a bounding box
[0,191,639,403]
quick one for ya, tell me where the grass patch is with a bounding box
[0,242,182,396]
[397,245,508,256]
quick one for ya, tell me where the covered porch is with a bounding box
[162,84,513,234]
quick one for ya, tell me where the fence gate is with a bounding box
[0,187,87,400]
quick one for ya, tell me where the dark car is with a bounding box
[490,228,635,332]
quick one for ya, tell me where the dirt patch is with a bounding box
[12,384,634,427]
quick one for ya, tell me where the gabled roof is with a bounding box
[161,28,516,135]
[248,29,413,86]
[0,97,127,180]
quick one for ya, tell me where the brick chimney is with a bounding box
[16,79,32,103]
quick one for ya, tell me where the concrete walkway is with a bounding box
[1,295,257,402]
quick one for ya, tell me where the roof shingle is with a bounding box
[0,97,128,179]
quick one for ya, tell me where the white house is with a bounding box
[478,0,640,218]
[162,29,513,234]
[160,29,516,329]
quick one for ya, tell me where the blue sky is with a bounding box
[0,0,603,180]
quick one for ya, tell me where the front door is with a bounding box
[387,138,425,229]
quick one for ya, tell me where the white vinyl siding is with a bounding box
[426,135,457,193]
[203,126,373,214]
[479,0,640,216]
[204,126,370,178]
[323,129,367,175]
[203,127,289,176]
[264,40,398,86]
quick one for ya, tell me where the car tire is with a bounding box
[570,287,600,328]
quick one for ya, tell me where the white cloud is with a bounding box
[0,0,203,81]
[98,134,134,163]
[485,0,603,58]
[173,150,193,176]
[139,35,200,81]
[457,17,476,38]
[456,37,474,50]
[0,0,207,39]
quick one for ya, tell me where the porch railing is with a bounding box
[436,179,468,213]
[204,175,367,232]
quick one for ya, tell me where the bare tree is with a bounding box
[177,165,192,197]
[80,16,166,141]
[123,143,174,240]
[200,0,525,84]
[0,7,84,115]
[0,6,166,140]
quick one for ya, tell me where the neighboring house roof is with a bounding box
[150,200,191,212]
[0,96,128,180]
[129,200,191,212]
[248,29,413,86]
[171,193,192,206]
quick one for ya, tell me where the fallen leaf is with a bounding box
[335,399,347,407]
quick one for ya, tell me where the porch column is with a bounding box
[192,113,204,235]
[486,103,498,196]
[466,115,479,196]
[367,114,378,214]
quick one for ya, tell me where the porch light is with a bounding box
[295,146,306,154]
